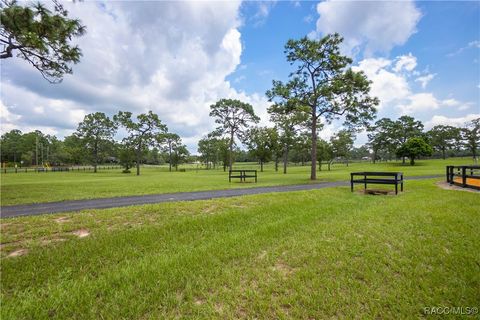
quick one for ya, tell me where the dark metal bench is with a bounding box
[229,169,257,183]
[351,172,404,194]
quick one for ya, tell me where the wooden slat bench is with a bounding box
[350,172,404,195]
[229,169,257,183]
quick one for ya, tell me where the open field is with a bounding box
[1,157,476,206]
[1,179,479,319]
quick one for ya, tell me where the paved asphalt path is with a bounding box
[1,175,442,218]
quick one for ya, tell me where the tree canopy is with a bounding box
[0,0,86,83]
[75,112,117,173]
[114,110,167,176]
[396,137,433,166]
[266,33,378,180]
[209,99,259,171]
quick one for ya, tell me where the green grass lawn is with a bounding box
[1,157,476,206]
[1,179,479,319]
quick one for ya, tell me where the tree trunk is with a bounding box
[94,140,98,173]
[310,112,317,180]
[168,143,172,172]
[274,156,279,172]
[373,150,377,164]
[442,147,446,160]
[136,149,141,176]
[229,131,234,171]
[346,158,349,167]
[283,146,288,174]
[410,157,415,166]
[260,161,264,172]
[318,160,322,171]
[328,160,331,171]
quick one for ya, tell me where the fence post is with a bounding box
[446,166,451,183]
[462,166,467,187]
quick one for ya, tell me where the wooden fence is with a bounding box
[446,165,480,190]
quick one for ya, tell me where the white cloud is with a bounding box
[251,1,277,27]
[425,114,480,129]
[393,53,417,73]
[353,54,476,118]
[313,0,421,56]
[352,58,410,109]
[398,93,440,114]
[441,98,461,107]
[447,40,480,57]
[415,73,435,89]
[0,1,271,151]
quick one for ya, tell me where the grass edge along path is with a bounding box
[0,175,443,218]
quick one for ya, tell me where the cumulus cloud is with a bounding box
[0,1,271,151]
[313,0,421,56]
[415,73,436,89]
[425,114,480,129]
[352,57,410,109]
[393,53,417,73]
[352,54,475,118]
[398,93,440,114]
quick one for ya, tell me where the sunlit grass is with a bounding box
[0,157,475,206]
[1,179,478,319]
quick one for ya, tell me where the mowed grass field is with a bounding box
[1,157,475,206]
[1,179,479,319]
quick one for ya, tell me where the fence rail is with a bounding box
[1,165,123,174]
[446,165,480,190]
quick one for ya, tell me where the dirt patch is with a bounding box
[54,217,70,223]
[272,261,296,278]
[202,204,219,214]
[257,250,267,260]
[41,237,66,246]
[71,229,90,238]
[7,248,28,257]
[437,181,480,193]
[194,297,205,305]
[356,189,398,196]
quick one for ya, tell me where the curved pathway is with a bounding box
[1,175,442,218]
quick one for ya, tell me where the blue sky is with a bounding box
[1,1,479,151]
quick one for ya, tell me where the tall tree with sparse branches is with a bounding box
[461,118,480,162]
[75,112,117,173]
[427,125,460,159]
[266,33,378,180]
[268,100,308,174]
[0,0,86,83]
[114,111,167,176]
[209,99,259,171]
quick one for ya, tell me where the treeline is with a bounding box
[0,111,191,175]
[197,108,480,171]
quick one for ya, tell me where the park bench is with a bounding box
[350,172,403,195]
[229,169,257,183]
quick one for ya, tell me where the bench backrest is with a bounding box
[351,172,402,177]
